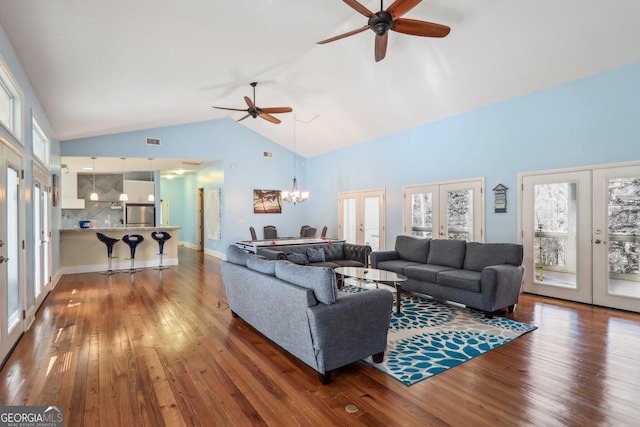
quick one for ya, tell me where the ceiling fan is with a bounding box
[212,82,293,124]
[317,0,450,62]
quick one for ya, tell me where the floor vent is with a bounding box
[146,137,161,146]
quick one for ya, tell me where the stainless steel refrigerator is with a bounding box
[125,203,156,227]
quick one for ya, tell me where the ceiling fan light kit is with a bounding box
[317,0,450,62]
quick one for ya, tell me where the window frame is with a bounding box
[0,55,23,144]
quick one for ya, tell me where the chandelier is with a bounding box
[282,115,309,205]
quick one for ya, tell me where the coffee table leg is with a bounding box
[394,283,402,313]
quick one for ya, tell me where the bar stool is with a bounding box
[122,234,144,273]
[96,232,120,275]
[151,231,172,270]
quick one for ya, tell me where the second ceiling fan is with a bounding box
[212,82,292,124]
[317,0,451,62]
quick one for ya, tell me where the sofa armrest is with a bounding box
[257,248,287,260]
[370,250,399,268]
[306,289,393,373]
[480,264,525,310]
[343,243,372,266]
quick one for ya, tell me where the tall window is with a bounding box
[0,58,22,142]
[32,117,49,166]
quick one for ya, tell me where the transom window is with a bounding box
[0,57,22,142]
[32,117,49,167]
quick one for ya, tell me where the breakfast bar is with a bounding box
[60,226,180,274]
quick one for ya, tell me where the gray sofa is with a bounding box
[371,236,524,318]
[222,245,393,383]
[257,241,371,268]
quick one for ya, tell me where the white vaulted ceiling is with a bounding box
[1,0,639,158]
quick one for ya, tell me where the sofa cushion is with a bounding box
[275,261,338,305]
[332,259,366,268]
[226,245,253,266]
[246,256,277,275]
[376,259,422,275]
[463,242,524,272]
[395,235,430,263]
[427,239,467,269]
[404,264,456,283]
[287,252,309,265]
[437,270,482,293]
[306,247,326,263]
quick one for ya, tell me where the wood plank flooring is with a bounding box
[1,247,639,426]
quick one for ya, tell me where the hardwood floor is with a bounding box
[1,247,639,426]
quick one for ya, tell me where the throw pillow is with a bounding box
[286,252,309,265]
[306,247,326,263]
[246,256,277,275]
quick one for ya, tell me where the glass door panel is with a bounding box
[522,171,592,303]
[34,183,42,297]
[342,197,357,244]
[593,166,640,312]
[444,188,474,241]
[364,196,381,251]
[6,165,19,330]
[406,185,438,238]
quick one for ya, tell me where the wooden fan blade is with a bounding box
[392,18,450,37]
[317,25,370,44]
[236,114,251,122]
[260,107,293,114]
[212,106,248,112]
[343,0,375,17]
[375,32,388,62]
[259,113,281,124]
[386,0,422,20]
[244,96,257,110]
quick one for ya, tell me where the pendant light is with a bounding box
[281,114,309,205]
[119,157,128,201]
[89,157,99,201]
[147,158,155,202]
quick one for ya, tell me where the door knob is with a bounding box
[0,256,9,263]
[594,239,606,244]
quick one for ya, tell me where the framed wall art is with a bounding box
[253,189,282,214]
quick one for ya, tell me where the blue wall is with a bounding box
[62,119,309,253]
[305,61,640,245]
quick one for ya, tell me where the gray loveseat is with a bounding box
[222,245,393,383]
[257,241,371,268]
[371,236,524,318]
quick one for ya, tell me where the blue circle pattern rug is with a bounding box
[342,284,538,386]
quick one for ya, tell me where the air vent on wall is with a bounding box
[263,151,272,157]
[146,137,161,146]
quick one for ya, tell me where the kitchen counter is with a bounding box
[60,226,180,274]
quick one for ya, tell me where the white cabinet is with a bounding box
[61,172,85,209]
[124,180,155,203]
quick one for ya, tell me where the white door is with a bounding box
[338,188,385,251]
[592,166,640,312]
[404,179,484,241]
[0,146,24,363]
[33,167,52,308]
[521,171,593,303]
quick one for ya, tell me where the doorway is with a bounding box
[520,164,640,312]
[338,188,385,251]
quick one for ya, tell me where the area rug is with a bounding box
[343,284,537,386]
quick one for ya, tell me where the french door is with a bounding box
[403,178,484,242]
[0,144,24,363]
[338,188,385,251]
[33,166,52,308]
[521,165,640,312]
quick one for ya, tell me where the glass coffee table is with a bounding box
[334,266,407,313]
